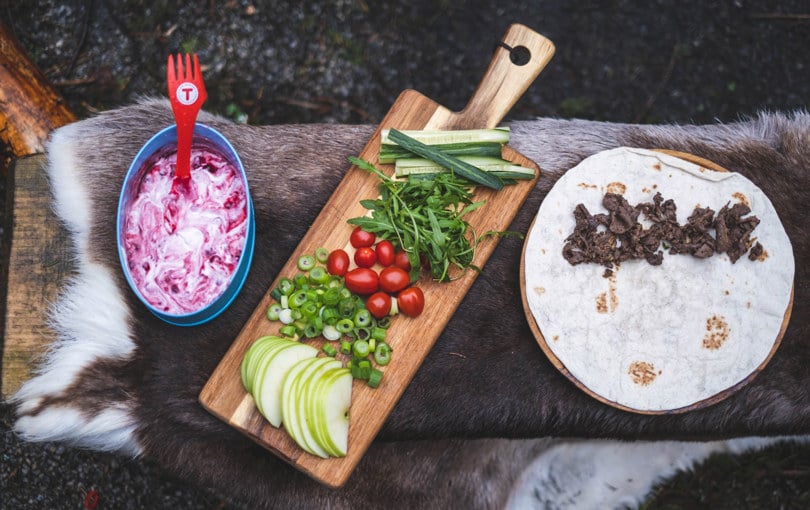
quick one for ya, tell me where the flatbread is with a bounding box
[522,147,794,413]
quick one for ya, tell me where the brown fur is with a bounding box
[22,99,810,507]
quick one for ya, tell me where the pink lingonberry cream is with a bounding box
[122,144,248,314]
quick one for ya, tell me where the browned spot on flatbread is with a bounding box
[628,361,657,386]
[703,315,730,350]
[652,163,662,171]
[595,273,619,313]
[733,191,750,207]
[596,293,608,313]
[534,287,546,296]
[578,182,597,189]
[552,335,559,342]
[754,248,769,261]
[606,181,626,195]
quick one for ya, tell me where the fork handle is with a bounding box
[175,119,193,180]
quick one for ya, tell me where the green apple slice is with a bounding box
[254,342,318,427]
[241,336,289,394]
[281,356,322,455]
[252,342,300,416]
[305,367,345,457]
[296,358,343,458]
[312,368,353,457]
[283,357,337,458]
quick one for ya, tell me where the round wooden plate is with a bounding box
[519,149,794,415]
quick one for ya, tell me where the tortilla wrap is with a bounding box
[522,147,794,413]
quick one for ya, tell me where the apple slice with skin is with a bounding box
[253,342,318,427]
[311,367,353,457]
[241,336,289,394]
[252,341,301,417]
[295,358,343,458]
[280,356,323,455]
[306,367,347,457]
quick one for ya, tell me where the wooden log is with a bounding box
[1,20,75,397]
[0,20,75,157]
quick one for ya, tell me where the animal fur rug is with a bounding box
[11,99,810,509]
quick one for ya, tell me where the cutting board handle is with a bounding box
[436,24,555,129]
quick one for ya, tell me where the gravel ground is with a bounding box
[1,1,809,508]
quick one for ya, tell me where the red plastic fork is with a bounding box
[167,53,207,183]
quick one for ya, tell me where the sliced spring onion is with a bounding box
[308,266,330,284]
[278,308,294,324]
[266,303,282,321]
[322,324,341,341]
[367,368,383,388]
[352,339,370,359]
[340,340,353,355]
[315,247,330,263]
[297,254,315,271]
[322,343,337,357]
[374,342,392,366]
[278,278,295,295]
[336,318,354,334]
[386,129,504,190]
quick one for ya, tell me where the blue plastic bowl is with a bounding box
[117,124,255,326]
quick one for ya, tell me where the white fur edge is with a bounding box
[11,125,142,455]
[505,436,810,510]
[44,123,92,251]
[14,406,141,456]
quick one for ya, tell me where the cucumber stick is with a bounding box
[379,142,502,164]
[395,156,535,180]
[380,127,510,146]
[385,129,504,189]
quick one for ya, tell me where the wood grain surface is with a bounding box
[519,150,794,415]
[1,156,74,398]
[199,24,555,487]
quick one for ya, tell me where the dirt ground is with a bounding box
[2,0,809,508]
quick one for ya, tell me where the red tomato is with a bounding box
[344,268,379,295]
[349,226,376,248]
[394,250,412,271]
[326,249,350,276]
[397,286,424,317]
[354,246,377,268]
[375,240,395,267]
[378,266,410,293]
[365,291,392,319]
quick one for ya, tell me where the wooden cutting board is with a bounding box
[199,23,555,488]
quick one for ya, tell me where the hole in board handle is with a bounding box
[496,42,531,66]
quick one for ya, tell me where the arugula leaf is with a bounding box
[348,157,504,282]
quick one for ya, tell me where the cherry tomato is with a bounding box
[354,246,377,268]
[365,291,392,319]
[397,286,424,317]
[375,240,395,267]
[349,226,376,248]
[344,267,379,295]
[326,249,350,276]
[394,250,412,271]
[378,266,410,294]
